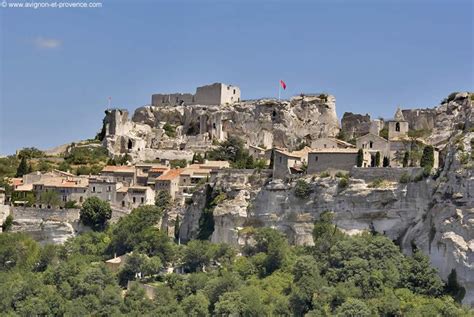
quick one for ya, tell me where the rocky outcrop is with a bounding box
[102,95,340,161]
[341,112,371,139]
[11,219,76,245]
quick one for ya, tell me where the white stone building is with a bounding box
[152,83,241,106]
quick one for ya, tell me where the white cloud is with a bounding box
[34,37,62,49]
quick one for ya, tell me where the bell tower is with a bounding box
[388,107,409,140]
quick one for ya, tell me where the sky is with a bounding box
[0,0,472,155]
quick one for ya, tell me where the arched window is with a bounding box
[396,122,400,132]
[369,141,373,148]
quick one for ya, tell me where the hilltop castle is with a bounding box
[151,83,241,106]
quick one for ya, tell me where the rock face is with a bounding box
[341,112,371,139]
[179,92,473,305]
[102,95,340,161]
[11,219,76,245]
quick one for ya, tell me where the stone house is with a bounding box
[248,145,272,164]
[307,148,371,174]
[310,137,356,150]
[88,177,121,205]
[155,169,183,200]
[356,133,390,167]
[135,163,169,186]
[152,83,241,106]
[0,187,5,205]
[272,147,311,179]
[100,165,136,186]
[32,177,89,207]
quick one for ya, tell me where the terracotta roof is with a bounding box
[101,165,135,173]
[14,184,33,192]
[10,178,23,187]
[38,178,89,188]
[149,167,170,173]
[157,169,183,181]
[309,148,360,154]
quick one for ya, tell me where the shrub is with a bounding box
[2,215,13,232]
[335,172,349,179]
[459,152,469,165]
[383,156,390,167]
[170,159,187,168]
[65,201,78,209]
[402,151,409,167]
[375,151,381,167]
[320,171,330,178]
[294,180,311,199]
[163,123,176,138]
[379,128,389,140]
[368,178,384,188]
[399,173,411,184]
[338,178,348,190]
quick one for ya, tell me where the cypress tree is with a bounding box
[420,145,434,169]
[403,151,409,167]
[356,149,364,167]
[383,156,390,167]
[16,157,28,177]
[375,151,381,167]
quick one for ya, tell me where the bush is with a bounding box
[399,173,411,184]
[294,180,311,198]
[402,151,409,167]
[2,215,13,232]
[65,201,78,209]
[335,172,349,179]
[170,159,187,168]
[338,178,348,190]
[368,178,385,188]
[163,123,176,138]
[320,171,330,178]
[383,156,390,167]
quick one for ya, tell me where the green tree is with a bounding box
[181,292,210,317]
[39,191,61,208]
[356,149,364,167]
[383,156,390,167]
[420,145,434,170]
[294,179,311,198]
[403,151,409,167]
[79,197,112,230]
[16,157,29,177]
[375,151,381,167]
[335,298,371,317]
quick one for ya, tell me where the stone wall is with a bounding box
[350,167,423,182]
[11,207,80,222]
[341,112,371,139]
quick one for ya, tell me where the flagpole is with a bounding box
[278,81,281,101]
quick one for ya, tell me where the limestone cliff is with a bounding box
[179,92,473,305]
[102,95,340,161]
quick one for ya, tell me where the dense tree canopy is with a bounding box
[79,197,112,230]
[0,208,471,316]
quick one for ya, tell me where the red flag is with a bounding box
[280,80,286,90]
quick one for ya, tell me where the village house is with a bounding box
[307,148,371,174]
[88,177,122,205]
[310,137,356,149]
[248,145,272,164]
[155,169,182,200]
[32,177,89,207]
[116,186,155,209]
[100,165,136,186]
[135,163,170,186]
[272,147,311,179]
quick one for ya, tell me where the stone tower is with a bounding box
[388,107,409,140]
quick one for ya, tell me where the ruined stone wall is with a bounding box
[341,112,371,139]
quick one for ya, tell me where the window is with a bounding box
[92,186,96,192]
[107,186,111,192]
[324,144,327,148]
[133,197,136,203]
[122,201,125,207]
[279,156,282,163]
[314,156,318,162]
[141,197,144,204]
[233,89,236,94]
[80,196,83,203]
[369,141,373,149]
[396,122,400,132]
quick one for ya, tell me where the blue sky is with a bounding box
[0,0,472,155]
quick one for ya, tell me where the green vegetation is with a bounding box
[39,191,61,208]
[2,215,13,232]
[356,149,364,167]
[197,188,225,240]
[0,208,470,316]
[399,173,411,184]
[79,197,112,231]
[403,151,409,167]
[163,123,177,138]
[338,177,348,190]
[17,147,45,159]
[420,145,435,174]
[379,127,389,139]
[170,159,188,168]
[207,136,268,169]
[375,151,381,167]
[16,156,29,177]
[64,146,109,165]
[368,178,391,188]
[294,179,311,198]
[383,156,390,167]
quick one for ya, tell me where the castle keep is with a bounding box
[152,83,241,106]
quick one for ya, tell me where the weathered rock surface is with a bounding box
[341,112,371,139]
[102,95,340,161]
